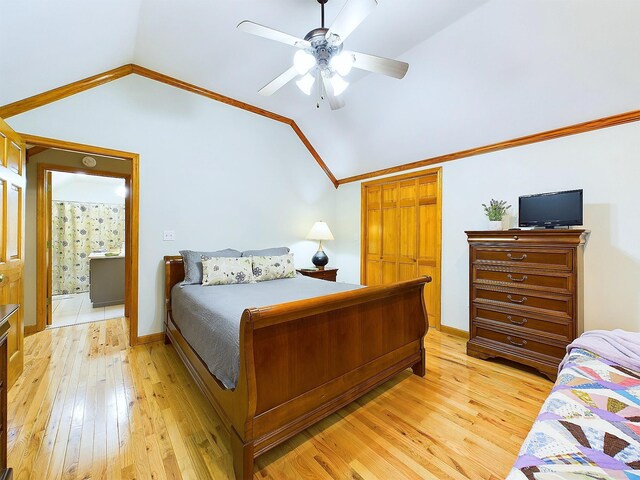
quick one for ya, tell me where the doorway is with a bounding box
[23,135,140,347]
[48,171,127,327]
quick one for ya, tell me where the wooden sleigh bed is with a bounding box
[164,255,431,479]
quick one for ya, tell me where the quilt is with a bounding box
[508,348,640,479]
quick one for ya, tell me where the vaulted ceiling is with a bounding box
[2,0,640,179]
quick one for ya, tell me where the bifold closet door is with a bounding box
[364,185,382,286]
[362,169,441,328]
[417,173,440,327]
[380,183,398,284]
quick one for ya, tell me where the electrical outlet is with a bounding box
[163,230,175,241]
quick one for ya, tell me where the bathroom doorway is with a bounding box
[48,171,127,327]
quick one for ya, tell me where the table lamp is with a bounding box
[306,221,334,270]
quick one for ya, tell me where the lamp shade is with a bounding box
[306,221,334,241]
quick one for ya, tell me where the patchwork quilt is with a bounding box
[508,348,640,480]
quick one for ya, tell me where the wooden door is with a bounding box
[0,118,25,387]
[380,183,398,284]
[398,179,418,281]
[361,168,441,328]
[363,186,382,286]
[416,173,441,328]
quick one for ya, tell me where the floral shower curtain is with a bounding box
[51,201,125,295]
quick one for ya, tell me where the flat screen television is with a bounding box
[519,189,583,228]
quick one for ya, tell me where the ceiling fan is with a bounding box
[238,0,409,110]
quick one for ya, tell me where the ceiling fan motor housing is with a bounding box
[304,28,343,74]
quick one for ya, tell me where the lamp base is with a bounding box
[311,247,329,270]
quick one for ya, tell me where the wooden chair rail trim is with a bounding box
[337,109,640,185]
[0,64,338,188]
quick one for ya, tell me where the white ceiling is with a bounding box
[51,171,124,190]
[3,0,640,179]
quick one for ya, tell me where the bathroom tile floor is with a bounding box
[51,292,125,327]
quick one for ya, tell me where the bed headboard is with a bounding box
[164,255,184,306]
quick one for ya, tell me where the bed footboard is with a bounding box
[236,275,431,478]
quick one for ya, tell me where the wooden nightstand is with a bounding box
[296,268,338,282]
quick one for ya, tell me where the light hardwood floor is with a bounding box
[8,318,553,479]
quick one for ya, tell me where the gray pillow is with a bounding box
[241,247,290,257]
[180,249,242,285]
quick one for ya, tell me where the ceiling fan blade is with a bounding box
[326,0,378,43]
[348,50,409,79]
[238,21,310,48]
[321,76,346,111]
[258,66,299,96]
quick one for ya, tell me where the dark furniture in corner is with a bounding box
[296,267,338,282]
[0,305,17,480]
[465,230,587,381]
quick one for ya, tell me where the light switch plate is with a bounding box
[163,230,175,241]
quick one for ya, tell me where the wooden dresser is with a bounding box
[466,230,587,380]
[0,305,17,480]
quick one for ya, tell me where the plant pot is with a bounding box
[488,220,503,231]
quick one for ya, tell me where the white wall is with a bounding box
[10,75,337,336]
[334,121,640,333]
[52,171,125,205]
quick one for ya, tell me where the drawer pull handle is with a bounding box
[507,336,527,347]
[507,315,528,326]
[507,294,527,304]
[507,274,528,282]
[507,253,528,261]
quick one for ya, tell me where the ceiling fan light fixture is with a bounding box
[330,51,354,76]
[296,73,316,95]
[330,74,349,96]
[293,50,316,75]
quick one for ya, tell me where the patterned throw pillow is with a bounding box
[201,256,254,286]
[251,254,296,282]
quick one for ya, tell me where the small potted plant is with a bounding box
[482,199,511,230]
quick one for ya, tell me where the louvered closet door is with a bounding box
[0,118,25,387]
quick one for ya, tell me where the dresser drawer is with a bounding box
[474,325,567,360]
[472,306,572,340]
[473,266,572,294]
[472,247,573,271]
[473,286,572,318]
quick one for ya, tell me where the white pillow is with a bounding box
[251,253,296,282]
[201,256,254,286]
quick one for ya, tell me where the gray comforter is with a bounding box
[171,274,361,389]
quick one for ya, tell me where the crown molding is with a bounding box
[4,64,638,191]
[130,65,339,188]
[337,109,640,185]
[0,65,134,119]
[0,64,339,188]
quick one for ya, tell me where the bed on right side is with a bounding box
[508,330,640,479]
